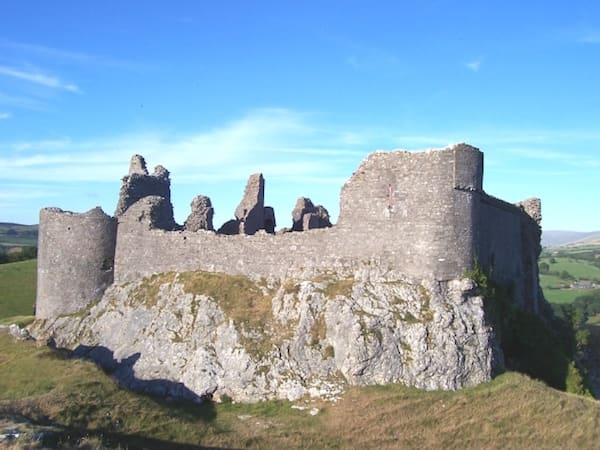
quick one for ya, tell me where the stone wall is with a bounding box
[113,144,484,283]
[336,144,481,279]
[475,193,542,312]
[38,143,543,319]
[36,207,117,319]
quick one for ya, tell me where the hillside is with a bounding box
[542,230,600,248]
[1,330,599,449]
[539,244,600,304]
[0,222,38,247]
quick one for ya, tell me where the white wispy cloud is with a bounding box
[0,112,10,119]
[0,39,152,71]
[0,65,81,93]
[2,108,600,232]
[465,59,481,72]
[0,109,368,184]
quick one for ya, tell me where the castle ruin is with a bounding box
[32,143,545,401]
[36,143,542,319]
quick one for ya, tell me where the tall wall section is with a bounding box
[113,144,484,283]
[475,195,542,312]
[36,207,117,319]
[336,144,482,279]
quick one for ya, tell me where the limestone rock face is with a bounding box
[292,197,332,231]
[184,196,214,232]
[30,271,499,403]
[235,173,265,235]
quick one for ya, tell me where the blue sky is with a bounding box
[1,1,599,231]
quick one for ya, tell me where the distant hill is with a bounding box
[0,222,38,248]
[542,230,600,248]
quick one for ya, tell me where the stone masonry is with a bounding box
[35,143,544,320]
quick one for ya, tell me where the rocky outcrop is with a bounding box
[184,196,214,232]
[30,270,498,403]
[115,155,172,217]
[292,197,332,231]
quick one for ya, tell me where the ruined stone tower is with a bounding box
[35,207,117,319]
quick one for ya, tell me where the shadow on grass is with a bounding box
[0,413,223,449]
[15,342,222,447]
[69,344,214,408]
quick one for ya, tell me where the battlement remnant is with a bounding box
[184,195,214,232]
[235,173,265,235]
[517,198,542,225]
[119,195,178,231]
[291,197,332,231]
[115,154,173,217]
[217,173,278,235]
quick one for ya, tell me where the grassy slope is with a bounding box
[0,254,597,447]
[1,332,599,449]
[0,222,38,248]
[0,259,36,322]
[539,255,600,304]
[541,257,600,281]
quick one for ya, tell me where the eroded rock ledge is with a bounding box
[30,270,499,403]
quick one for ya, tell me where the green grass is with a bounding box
[541,286,590,304]
[539,254,600,304]
[541,256,600,281]
[2,330,600,449]
[0,259,36,320]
